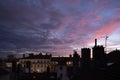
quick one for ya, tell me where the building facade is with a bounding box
[18,52,79,73]
[19,53,51,73]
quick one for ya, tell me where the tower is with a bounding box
[73,50,80,67]
[81,48,91,69]
[73,50,80,74]
[92,39,106,69]
[57,58,68,80]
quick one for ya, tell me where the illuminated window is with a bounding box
[37,69,40,73]
[67,61,72,65]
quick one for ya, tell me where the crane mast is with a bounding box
[105,36,109,53]
[105,36,108,48]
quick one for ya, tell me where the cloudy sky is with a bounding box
[0,0,120,56]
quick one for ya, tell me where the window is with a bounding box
[60,66,63,70]
[38,65,39,67]
[44,64,46,67]
[34,65,36,67]
[44,61,46,63]
[47,61,49,63]
[41,64,43,67]
[37,61,40,63]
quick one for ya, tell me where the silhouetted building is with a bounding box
[12,60,17,72]
[56,58,69,80]
[51,56,73,72]
[10,60,18,80]
[81,48,91,69]
[106,49,120,66]
[0,68,10,80]
[0,58,4,68]
[106,61,120,80]
[73,50,80,74]
[92,39,106,69]
[73,50,80,67]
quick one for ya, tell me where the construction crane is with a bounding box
[105,35,109,48]
[105,35,109,53]
[100,35,109,48]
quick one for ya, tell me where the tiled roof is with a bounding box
[51,57,73,61]
[21,54,51,59]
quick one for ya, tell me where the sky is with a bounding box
[0,0,120,57]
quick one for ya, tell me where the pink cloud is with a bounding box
[85,18,120,46]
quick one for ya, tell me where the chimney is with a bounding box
[69,54,72,58]
[95,38,97,46]
[23,54,25,58]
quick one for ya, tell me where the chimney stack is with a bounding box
[95,38,97,46]
[69,54,72,58]
[23,54,25,58]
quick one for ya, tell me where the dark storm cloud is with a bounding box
[0,0,67,52]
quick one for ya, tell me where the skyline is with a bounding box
[0,0,120,56]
